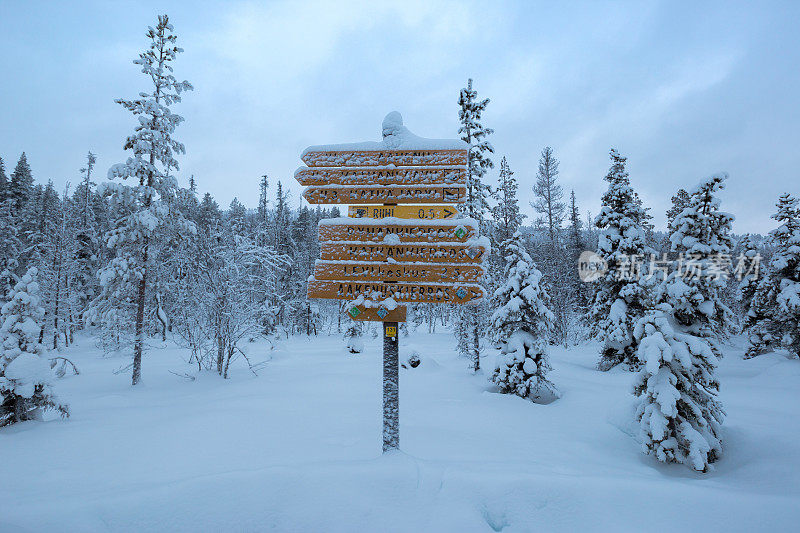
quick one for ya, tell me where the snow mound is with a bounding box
[3,353,52,398]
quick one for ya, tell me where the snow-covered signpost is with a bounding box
[298,112,487,452]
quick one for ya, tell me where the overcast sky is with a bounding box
[1,0,797,234]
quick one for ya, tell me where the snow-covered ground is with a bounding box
[3,331,799,532]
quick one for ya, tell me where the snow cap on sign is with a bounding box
[301,112,468,155]
[382,111,405,139]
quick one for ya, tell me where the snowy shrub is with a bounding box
[492,331,558,403]
[0,268,69,426]
[345,322,364,354]
[401,351,421,369]
[490,231,558,403]
[633,304,723,472]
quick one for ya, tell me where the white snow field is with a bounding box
[2,331,799,532]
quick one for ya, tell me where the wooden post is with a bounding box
[382,321,399,452]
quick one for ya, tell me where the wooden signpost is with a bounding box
[307,280,485,304]
[348,205,460,220]
[301,148,468,167]
[302,185,466,204]
[320,242,487,264]
[317,220,477,243]
[295,166,466,186]
[296,112,486,453]
[313,261,484,283]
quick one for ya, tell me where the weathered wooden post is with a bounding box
[382,321,399,451]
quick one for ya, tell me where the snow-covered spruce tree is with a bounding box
[666,188,690,230]
[668,174,735,339]
[632,304,724,471]
[632,174,733,471]
[0,268,68,426]
[0,157,6,200]
[736,234,761,322]
[90,15,193,385]
[567,190,583,253]
[256,174,270,246]
[9,153,34,217]
[656,188,691,255]
[72,152,100,323]
[488,156,524,329]
[458,78,493,233]
[590,149,652,371]
[744,194,800,358]
[567,190,591,319]
[0,157,22,299]
[456,78,493,372]
[490,231,558,402]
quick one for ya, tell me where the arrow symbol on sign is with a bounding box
[444,207,456,219]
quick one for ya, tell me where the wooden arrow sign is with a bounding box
[318,220,477,243]
[320,242,488,264]
[303,185,465,205]
[314,261,484,283]
[295,166,466,186]
[302,149,468,168]
[345,304,407,322]
[308,279,484,304]
[348,205,460,220]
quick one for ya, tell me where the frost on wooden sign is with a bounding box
[314,260,484,283]
[302,185,466,205]
[295,166,467,186]
[320,241,488,264]
[307,279,485,304]
[296,111,485,307]
[317,218,478,243]
[348,205,460,220]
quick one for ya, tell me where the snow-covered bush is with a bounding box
[0,268,69,426]
[745,194,800,358]
[633,304,723,472]
[589,149,652,371]
[345,322,364,354]
[490,231,558,403]
[401,351,421,369]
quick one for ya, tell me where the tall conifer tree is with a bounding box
[456,79,493,372]
[90,15,193,385]
[590,149,652,370]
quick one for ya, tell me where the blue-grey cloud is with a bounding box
[0,0,797,234]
